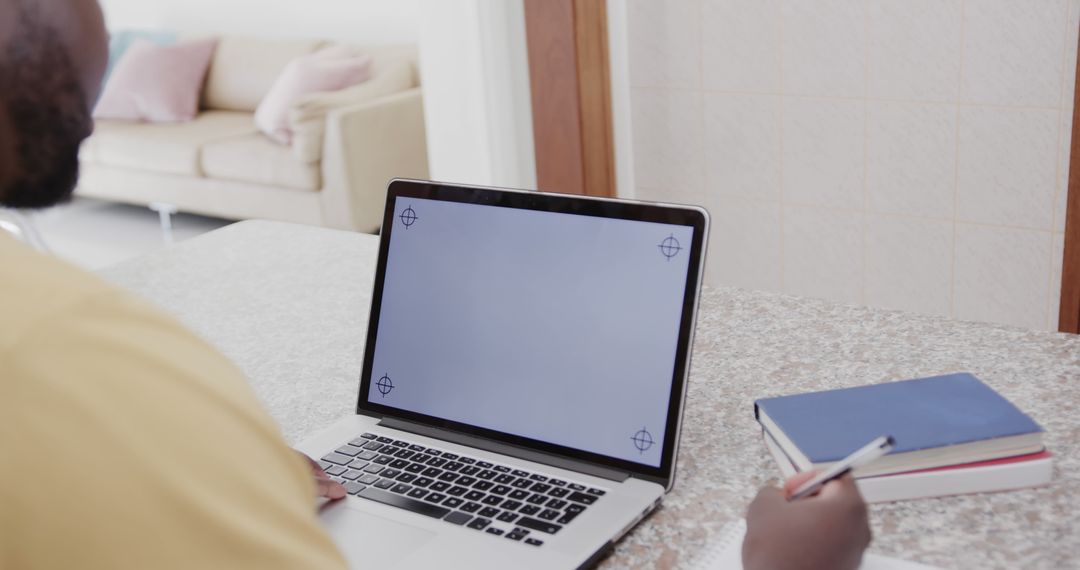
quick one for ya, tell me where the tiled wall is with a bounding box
[624,0,1079,331]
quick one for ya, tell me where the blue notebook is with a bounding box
[754,373,1044,476]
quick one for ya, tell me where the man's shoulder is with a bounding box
[0,234,121,349]
[0,240,349,570]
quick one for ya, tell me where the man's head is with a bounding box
[0,0,107,209]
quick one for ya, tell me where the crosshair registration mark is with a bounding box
[399,205,418,229]
[631,427,654,453]
[658,234,681,260]
[376,374,394,397]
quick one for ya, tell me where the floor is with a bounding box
[15,198,233,270]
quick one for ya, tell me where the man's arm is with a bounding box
[4,291,347,570]
[302,452,347,500]
[743,472,872,570]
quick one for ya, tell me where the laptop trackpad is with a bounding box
[321,502,436,567]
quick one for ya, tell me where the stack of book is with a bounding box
[754,373,1053,503]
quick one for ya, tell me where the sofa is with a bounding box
[77,36,428,233]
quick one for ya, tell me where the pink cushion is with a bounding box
[93,38,218,123]
[255,47,373,144]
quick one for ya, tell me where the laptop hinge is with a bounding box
[378,418,631,483]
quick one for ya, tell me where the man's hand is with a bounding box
[298,452,347,500]
[742,471,871,570]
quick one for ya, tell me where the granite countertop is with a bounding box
[102,220,1080,569]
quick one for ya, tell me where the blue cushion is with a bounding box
[105,30,178,83]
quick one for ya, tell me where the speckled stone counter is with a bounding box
[101,220,1080,569]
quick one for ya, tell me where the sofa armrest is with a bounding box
[289,61,416,164]
[319,87,429,232]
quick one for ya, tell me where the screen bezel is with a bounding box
[357,179,708,485]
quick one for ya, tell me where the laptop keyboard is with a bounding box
[320,433,607,548]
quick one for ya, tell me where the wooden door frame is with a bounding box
[1060,27,1080,333]
[523,0,616,198]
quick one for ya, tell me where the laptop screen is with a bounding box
[361,183,705,475]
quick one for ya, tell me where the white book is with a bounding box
[690,519,941,570]
[763,429,1053,503]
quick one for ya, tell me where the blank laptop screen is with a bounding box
[367,196,695,468]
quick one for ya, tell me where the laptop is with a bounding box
[295,179,709,569]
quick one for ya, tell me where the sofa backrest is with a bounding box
[355,45,421,89]
[201,37,418,113]
[203,38,324,112]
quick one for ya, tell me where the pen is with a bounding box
[787,435,895,501]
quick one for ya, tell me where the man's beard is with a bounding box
[0,0,93,210]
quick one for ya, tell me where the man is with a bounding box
[0,1,870,568]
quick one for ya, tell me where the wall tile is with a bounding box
[701,0,782,93]
[1056,0,1079,234]
[631,88,704,196]
[867,0,963,102]
[1065,0,1080,108]
[622,0,1080,332]
[781,0,867,98]
[956,107,1058,229]
[1055,177,1069,234]
[701,197,782,291]
[627,0,701,88]
[634,186,672,203]
[783,205,864,304]
[1049,232,1065,330]
[954,224,1052,330]
[1056,113,1071,233]
[960,0,1068,107]
[703,93,782,201]
[865,215,953,317]
[866,101,957,219]
[783,97,865,209]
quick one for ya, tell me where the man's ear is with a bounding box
[0,107,17,201]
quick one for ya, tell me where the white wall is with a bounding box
[416,0,537,190]
[617,0,1080,332]
[607,0,636,199]
[97,0,421,44]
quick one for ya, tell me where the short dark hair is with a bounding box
[0,0,93,209]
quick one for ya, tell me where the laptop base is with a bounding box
[297,415,663,569]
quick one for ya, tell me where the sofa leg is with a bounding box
[148,202,178,244]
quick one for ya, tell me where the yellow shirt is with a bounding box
[0,234,346,569]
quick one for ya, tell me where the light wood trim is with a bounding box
[573,0,616,198]
[524,0,615,197]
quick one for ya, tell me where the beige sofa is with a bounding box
[77,37,428,233]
